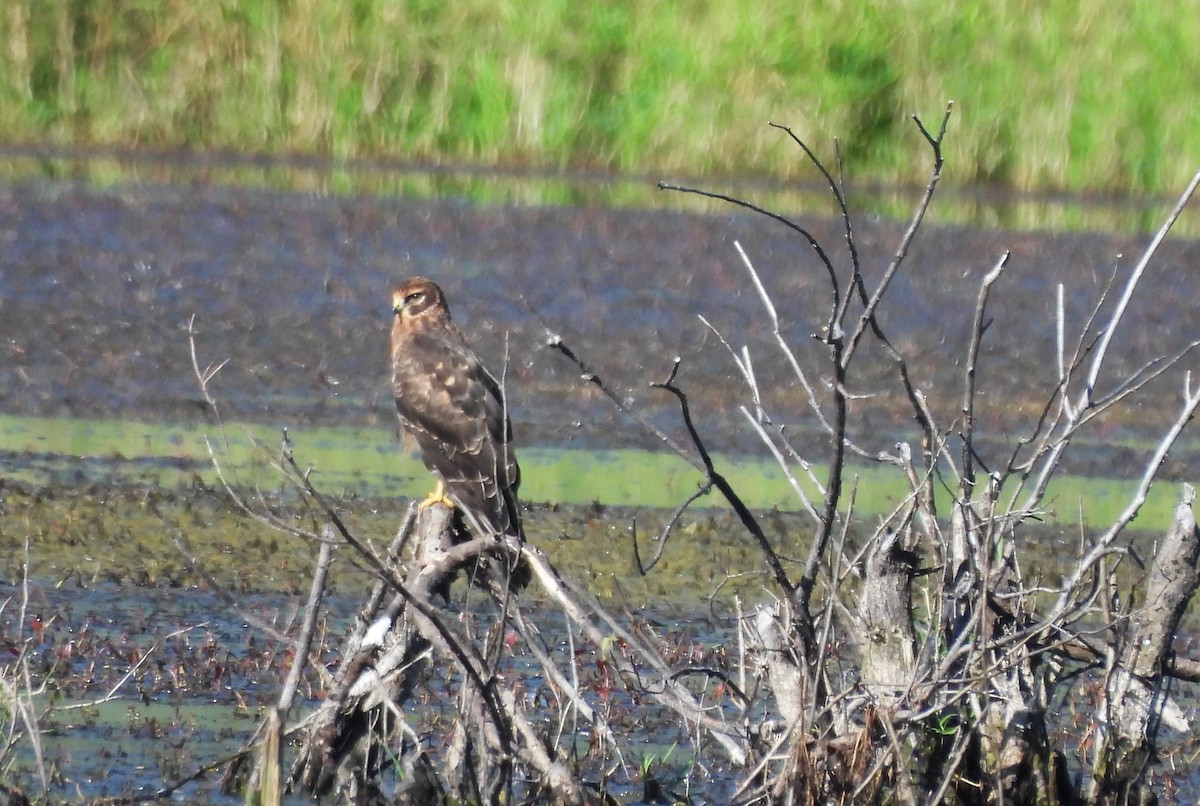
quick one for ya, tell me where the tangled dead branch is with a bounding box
[166,110,1200,805]
[655,107,1200,804]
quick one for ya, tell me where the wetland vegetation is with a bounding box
[2,1,1200,196]
[2,9,1200,795]
[3,124,1200,799]
[2,180,1200,803]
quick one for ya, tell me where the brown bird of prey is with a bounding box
[390,276,523,541]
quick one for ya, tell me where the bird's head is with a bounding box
[392,277,448,320]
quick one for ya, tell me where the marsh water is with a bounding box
[2,149,1200,801]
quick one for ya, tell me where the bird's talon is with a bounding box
[418,481,455,512]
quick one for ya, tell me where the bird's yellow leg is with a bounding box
[418,480,455,511]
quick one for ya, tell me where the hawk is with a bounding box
[390,276,523,541]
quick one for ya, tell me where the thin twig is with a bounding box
[651,359,795,596]
[632,482,714,575]
[1083,167,1200,402]
[960,252,1010,491]
[658,181,841,300]
[277,529,334,718]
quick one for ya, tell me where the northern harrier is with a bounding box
[390,277,523,541]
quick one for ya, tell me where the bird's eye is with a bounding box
[405,292,424,305]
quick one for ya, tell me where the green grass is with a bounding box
[0,414,1188,533]
[1,1,1198,196]
[0,412,1189,606]
[0,413,806,509]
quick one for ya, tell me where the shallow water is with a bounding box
[2,162,1199,459]
[2,577,747,804]
[2,156,1200,801]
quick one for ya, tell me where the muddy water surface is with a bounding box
[3,175,1200,459]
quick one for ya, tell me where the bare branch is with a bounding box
[1083,167,1200,402]
[651,359,795,596]
[961,252,1011,490]
[632,482,714,574]
[657,181,842,305]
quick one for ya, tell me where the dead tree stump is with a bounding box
[1092,484,1200,804]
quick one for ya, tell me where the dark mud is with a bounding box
[2,179,1199,475]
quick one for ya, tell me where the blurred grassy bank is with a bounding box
[1,1,1198,196]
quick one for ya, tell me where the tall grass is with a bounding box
[1,0,1199,194]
